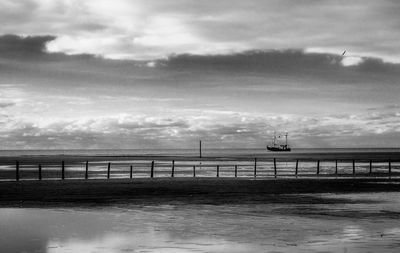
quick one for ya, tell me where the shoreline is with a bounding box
[1,178,399,207]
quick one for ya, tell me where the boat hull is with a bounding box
[267,146,291,152]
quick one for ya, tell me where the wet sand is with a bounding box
[1,178,399,206]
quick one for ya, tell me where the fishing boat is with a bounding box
[267,132,291,152]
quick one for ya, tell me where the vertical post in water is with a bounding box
[317,160,320,175]
[38,164,42,180]
[335,160,338,175]
[217,165,219,178]
[150,161,154,178]
[254,158,257,178]
[199,140,202,158]
[61,160,65,180]
[85,161,89,180]
[193,165,196,177]
[369,160,372,174]
[171,160,175,178]
[295,159,299,177]
[130,165,133,179]
[16,161,20,181]
[235,165,238,178]
[352,160,355,176]
[389,159,392,178]
[107,162,111,179]
[274,158,277,178]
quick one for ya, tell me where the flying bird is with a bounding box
[342,50,346,56]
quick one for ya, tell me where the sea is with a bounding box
[1,147,400,157]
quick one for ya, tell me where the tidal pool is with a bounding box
[1,192,400,253]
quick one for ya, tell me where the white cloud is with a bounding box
[133,16,200,48]
[341,56,364,66]
[2,0,400,62]
[1,105,400,149]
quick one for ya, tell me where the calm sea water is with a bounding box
[1,148,400,157]
[1,192,400,253]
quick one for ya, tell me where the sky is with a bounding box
[1,0,400,149]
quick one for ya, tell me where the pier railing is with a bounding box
[1,157,400,181]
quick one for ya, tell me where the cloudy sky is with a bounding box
[1,0,400,149]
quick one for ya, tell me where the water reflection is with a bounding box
[47,235,266,253]
[1,193,400,253]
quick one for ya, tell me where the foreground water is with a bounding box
[1,192,400,253]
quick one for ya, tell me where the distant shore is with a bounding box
[1,178,399,207]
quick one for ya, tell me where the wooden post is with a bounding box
[369,160,372,174]
[171,160,175,178]
[295,159,299,177]
[235,165,238,178]
[254,158,257,178]
[150,161,154,178]
[107,162,111,179]
[61,160,65,180]
[352,160,355,176]
[217,165,219,178]
[199,140,202,158]
[335,160,337,176]
[85,161,89,180]
[193,165,196,177]
[38,164,42,180]
[317,160,320,175]
[16,161,20,181]
[274,158,277,178]
[389,159,392,177]
[130,165,133,179]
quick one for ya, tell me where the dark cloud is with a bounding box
[352,57,400,74]
[157,50,400,87]
[0,34,56,58]
[0,101,16,108]
[162,50,400,74]
[72,23,108,32]
[0,34,97,64]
